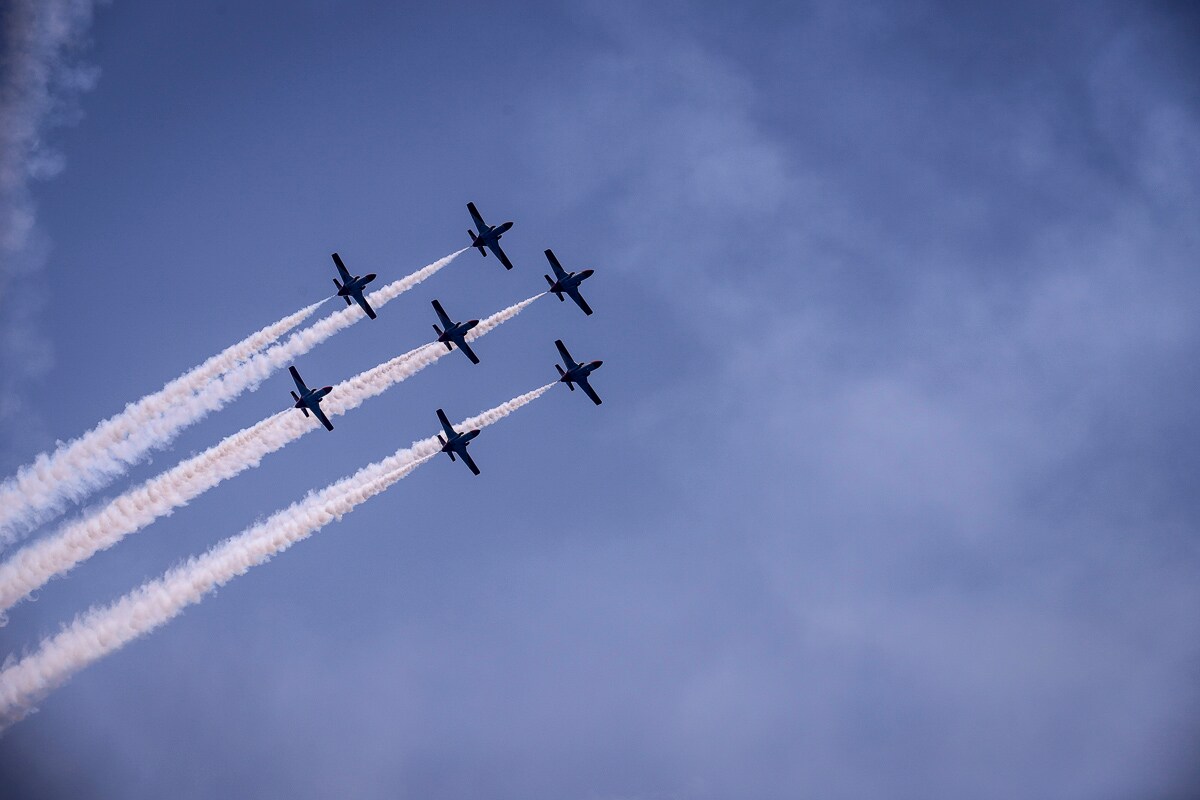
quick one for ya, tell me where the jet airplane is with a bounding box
[542,249,595,316]
[431,299,481,364]
[289,366,334,431]
[331,252,377,319]
[436,408,481,475]
[466,202,514,270]
[553,339,604,405]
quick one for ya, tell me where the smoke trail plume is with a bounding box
[0,249,462,543]
[0,384,555,727]
[0,293,542,613]
[0,299,327,542]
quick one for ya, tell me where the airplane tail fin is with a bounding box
[433,324,454,350]
[291,392,310,416]
[544,275,563,300]
[469,230,486,256]
[555,364,574,389]
[437,434,456,461]
[333,279,351,304]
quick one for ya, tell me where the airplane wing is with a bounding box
[566,288,593,316]
[543,249,567,279]
[436,408,456,439]
[431,299,453,328]
[578,377,603,406]
[311,404,334,431]
[467,202,485,231]
[289,366,309,394]
[458,448,480,475]
[331,252,353,283]
[489,242,514,270]
[352,290,377,320]
[453,336,480,365]
[554,339,578,369]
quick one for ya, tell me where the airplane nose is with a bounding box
[365,273,377,282]
[581,269,595,278]
[593,360,604,368]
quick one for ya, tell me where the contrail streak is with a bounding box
[0,384,555,728]
[0,293,543,614]
[0,249,463,544]
[0,299,327,542]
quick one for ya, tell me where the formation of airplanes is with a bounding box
[286,202,605,475]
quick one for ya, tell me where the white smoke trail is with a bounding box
[0,299,327,542]
[85,249,468,468]
[0,249,463,543]
[0,384,555,727]
[0,292,543,613]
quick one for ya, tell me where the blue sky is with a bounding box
[2,1,1199,797]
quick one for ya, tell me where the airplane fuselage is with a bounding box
[441,428,479,450]
[561,360,603,385]
[437,319,480,344]
[294,385,333,410]
[475,222,510,246]
[549,268,594,295]
[337,273,376,296]
[439,428,480,458]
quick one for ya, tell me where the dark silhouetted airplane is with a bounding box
[288,365,334,431]
[431,299,481,364]
[466,202,514,270]
[436,408,481,475]
[331,252,377,319]
[554,339,603,405]
[543,249,595,316]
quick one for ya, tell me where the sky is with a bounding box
[1,1,1199,797]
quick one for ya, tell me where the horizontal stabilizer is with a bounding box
[469,231,486,255]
